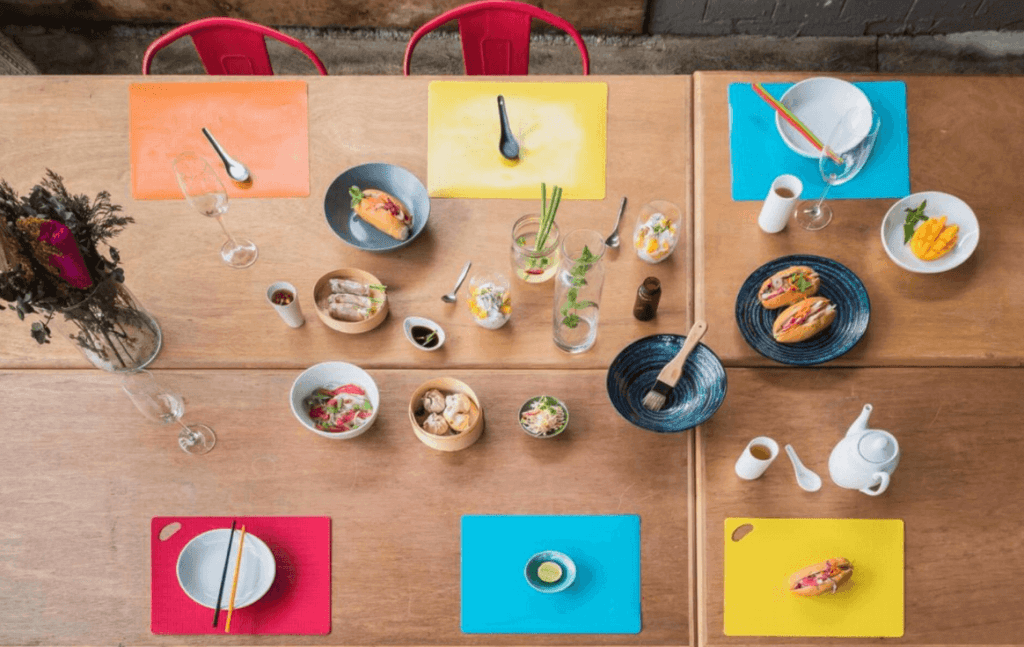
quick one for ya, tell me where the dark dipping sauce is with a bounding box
[411,325,439,348]
[271,289,294,306]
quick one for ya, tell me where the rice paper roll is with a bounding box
[329,278,371,296]
[327,292,374,309]
[328,301,370,322]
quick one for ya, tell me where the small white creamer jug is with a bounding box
[828,404,900,496]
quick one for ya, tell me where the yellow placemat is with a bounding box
[724,518,904,637]
[427,81,607,199]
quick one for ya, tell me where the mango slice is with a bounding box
[910,215,959,261]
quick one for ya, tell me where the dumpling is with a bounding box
[422,389,446,413]
[422,413,450,436]
[443,393,478,432]
[445,411,473,433]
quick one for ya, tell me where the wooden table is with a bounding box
[693,71,1024,646]
[695,72,1024,367]
[0,76,695,645]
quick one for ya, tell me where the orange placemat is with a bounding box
[130,81,309,200]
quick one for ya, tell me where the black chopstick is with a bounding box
[212,520,237,627]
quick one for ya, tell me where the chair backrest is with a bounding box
[142,17,328,76]
[403,0,589,76]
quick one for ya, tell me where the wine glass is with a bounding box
[795,105,882,231]
[121,369,216,455]
[172,152,258,268]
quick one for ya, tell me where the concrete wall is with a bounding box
[3,0,1024,36]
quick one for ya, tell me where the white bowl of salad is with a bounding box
[290,362,380,439]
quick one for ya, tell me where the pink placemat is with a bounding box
[151,516,330,635]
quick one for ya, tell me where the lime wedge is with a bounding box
[537,561,563,583]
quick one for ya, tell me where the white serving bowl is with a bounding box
[289,362,380,439]
[880,191,980,273]
[776,77,872,159]
[176,528,276,609]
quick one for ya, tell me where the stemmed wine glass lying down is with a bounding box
[795,105,882,231]
[172,152,258,268]
[121,369,216,455]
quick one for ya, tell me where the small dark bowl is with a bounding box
[606,334,727,433]
[323,163,430,252]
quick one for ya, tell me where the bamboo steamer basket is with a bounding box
[313,268,388,333]
[408,377,484,451]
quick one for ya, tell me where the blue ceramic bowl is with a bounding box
[606,334,727,433]
[734,254,870,366]
[324,163,429,252]
[525,550,577,593]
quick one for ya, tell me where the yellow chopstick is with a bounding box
[224,525,246,633]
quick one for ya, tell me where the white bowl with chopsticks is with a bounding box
[176,528,276,609]
[775,77,872,159]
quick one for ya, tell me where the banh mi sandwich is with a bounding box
[758,266,820,309]
[349,186,412,240]
[772,297,836,343]
[788,558,853,596]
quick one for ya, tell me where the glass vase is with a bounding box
[510,214,560,283]
[552,229,606,353]
[54,276,163,372]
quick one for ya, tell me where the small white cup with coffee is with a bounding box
[757,175,803,234]
[735,436,780,480]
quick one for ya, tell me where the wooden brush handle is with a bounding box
[655,320,708,388]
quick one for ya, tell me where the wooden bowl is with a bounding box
[408,377,484,451]
[313,268,388,334]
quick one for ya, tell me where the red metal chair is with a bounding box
[142,17,328,76]
[403,0,590,76]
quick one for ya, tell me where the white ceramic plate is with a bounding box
[176,529,276,609]
[881,191,980,273]
[775,77,872,158]
[290,361,380,439]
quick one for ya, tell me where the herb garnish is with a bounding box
[793,274,814,292]
[903,200,929,244]
[560,245,599,329]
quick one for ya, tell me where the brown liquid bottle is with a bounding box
[633,277,661,321]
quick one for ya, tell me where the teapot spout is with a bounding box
[846,404,873,437]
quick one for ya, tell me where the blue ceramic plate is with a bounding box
[606,334,727,433]
[735,254,870,366]
[324,163,429,252]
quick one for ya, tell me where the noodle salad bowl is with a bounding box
[290,362,380,439]
[518,396,569,438]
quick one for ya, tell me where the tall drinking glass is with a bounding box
[121,369,216,455]
[552,229,606,353]
[172,152,258,268]
[794,106,882,231]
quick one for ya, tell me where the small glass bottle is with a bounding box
[633,277,661,321]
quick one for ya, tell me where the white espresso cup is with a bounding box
[735,436,780,480]
[267,281,304,328]
[757,175,803,233]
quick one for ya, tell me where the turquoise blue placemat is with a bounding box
[461,515,641,634]
[728,81,910,201]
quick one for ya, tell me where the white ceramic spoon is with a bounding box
[784,444,822,492]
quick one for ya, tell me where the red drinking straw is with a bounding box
[752,83,844,164]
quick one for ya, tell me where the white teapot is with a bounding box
[828,404,900,496]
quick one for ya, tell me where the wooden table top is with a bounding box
[0,369,692,645]
[696,367,1024,645]
[0,75,693,370]
[694,71,1024,367]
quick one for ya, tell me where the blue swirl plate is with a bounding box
[606,334,727,433]
[735,254,870,366]
[324,163,430,252]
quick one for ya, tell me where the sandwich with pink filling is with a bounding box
[772,297,836,343]
[758,266,820,309]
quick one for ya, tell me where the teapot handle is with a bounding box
[860,471,890,496]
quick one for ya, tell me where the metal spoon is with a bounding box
[784,444,822,492]
[201,127,250,183]
[604,197,627,248]
[442,261,472,303]
[497,96,520,161]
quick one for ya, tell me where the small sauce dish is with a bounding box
[525,550,576,593]
[403,316,446,351]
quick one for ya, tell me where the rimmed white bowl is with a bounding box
[176,528,276,609]
[776,77,872,158]
[290,362,380,439]
[880,191,980,273]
